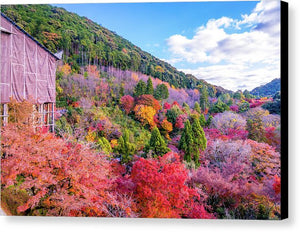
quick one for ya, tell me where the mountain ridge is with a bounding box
[250,78,280,97]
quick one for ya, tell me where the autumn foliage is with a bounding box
[134,104,156,128]
[58,63,71,76]
[86,65,100,78]
[120,95,135,114]
[1,64,282,219]
[130,152,214,218]
[136,94,161,112]
[1,124,134,217]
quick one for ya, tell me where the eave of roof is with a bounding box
[0,26,13,34]
[1,12,61,60]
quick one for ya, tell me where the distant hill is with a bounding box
[1,4,230,96]
[250,78,280,97]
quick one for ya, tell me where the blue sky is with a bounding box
[53,0,280,91]
[53,2,257,60]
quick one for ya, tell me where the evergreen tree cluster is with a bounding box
[145,127,170,158]
[134,78,169,101]
[179,118,207,167]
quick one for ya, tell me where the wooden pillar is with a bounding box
[3,104,8,125]
[51,102,55,132]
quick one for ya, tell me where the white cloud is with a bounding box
[239,0,280,36]
[180,63,279,92]
[165,0,280,91]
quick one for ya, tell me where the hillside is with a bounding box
[0,4,229,96]
[250,78,280,97]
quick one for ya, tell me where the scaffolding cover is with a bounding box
[0,14,57,104]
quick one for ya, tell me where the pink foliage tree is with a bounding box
[120,95,135,114]
[211,111,247,133]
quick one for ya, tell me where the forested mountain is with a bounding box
[250,78,280,97]
[1,4,228,96]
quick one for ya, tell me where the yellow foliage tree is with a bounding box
[86,131,96,143]
[155,65,164,73]
[134,105,156,129]
[59,64,71,76]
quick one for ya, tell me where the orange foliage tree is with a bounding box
[161,118,173,140]
[59,63,71,76]
[136,94,161,112]
[86,65,99,78]
[8,98,38,125]
[42,31,61,45]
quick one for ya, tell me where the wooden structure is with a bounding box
[0,12,61,131]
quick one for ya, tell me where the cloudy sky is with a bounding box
[55,0,280,91]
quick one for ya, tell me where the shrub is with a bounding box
[262,114,280,128]
[189,139,280,219]
[238,101,250,113]
[209,99,229,114]
[174,114,187,129]
[204,128,248,141]
[166,105,183,126]
[8,98,38,125]
[265,127,280,151]
[163,102,171,110]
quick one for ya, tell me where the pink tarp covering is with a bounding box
[0,15,57,104]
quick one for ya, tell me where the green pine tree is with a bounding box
[154,84,169,100]
[134,80,146,97]
[145,127,170,157]
[146,77,154,95]
[115,129,136,163]
[206,115,213,127]
[199,114,206,127]
[210,98,229,114]
[182,102,190,114]
[191,118,207,167]
[178,120,194,163]
[200,86,208,111]
[119,83,125,97]
[194,102,201,114]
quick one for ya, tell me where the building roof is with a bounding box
[1,12,61,60]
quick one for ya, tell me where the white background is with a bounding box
[0,0,299,231]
